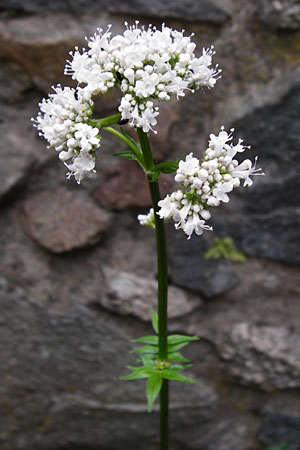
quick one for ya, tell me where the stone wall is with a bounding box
[1,1,300,449]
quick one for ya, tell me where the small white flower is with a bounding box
[65,153,96,184]
[137,208,155,228]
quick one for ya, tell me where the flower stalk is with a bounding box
[137,129,169,449]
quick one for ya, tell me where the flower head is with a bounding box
[65,22,221,133]
[32,85,100,183]
[157,127,264,239]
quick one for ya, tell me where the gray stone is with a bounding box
[1,0,230,24]
[168,227,239,298]
[0,101,49,203]
[22,188,111,253]
[106,0,230,24]
[258,0,300,30]
[258,411,300,450]
[0,62,32,104]
[0,277,216,450]
[221,322,300,389]
[214,82,300,266]
[179,417,258,450]
[102,266,201,320]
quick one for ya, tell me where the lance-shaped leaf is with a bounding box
[131,335,159,346]
[120,365,153,380]
[131,344,159,355]
[154,160,179,174]
[150,308,159,334]
[167,334,199,351]
[146,374,163,412]
[112,150,137,160]
[160,369,195,384]
[168,351,190,363]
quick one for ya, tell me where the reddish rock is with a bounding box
[92,158,172,210]
[22,188,111,253]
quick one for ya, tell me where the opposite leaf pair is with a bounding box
[121,309,199,412]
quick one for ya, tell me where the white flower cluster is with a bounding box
[33,85,101,183]
[157,127,263,239]
[65,21,220,132]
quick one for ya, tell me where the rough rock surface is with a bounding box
[0,277,216,450]
[168,228,239,297]
[212,82,300,266]
[0,101,49,202]
[93,158,171,209]
[221,322,300,389]
[1,0,231,24]
[258,411,300,450]
[103,267,201,320]
[258,0,300,30]
[22,188,111,252]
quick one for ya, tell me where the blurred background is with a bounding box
[0,0,300,449]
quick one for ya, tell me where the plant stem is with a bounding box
[103,126,144,166]
[136,128,169,450]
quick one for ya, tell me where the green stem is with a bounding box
[104,126,144,166]
[90,113,121,128]
[136,128,169,450]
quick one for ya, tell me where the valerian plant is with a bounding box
[33,21,263,450]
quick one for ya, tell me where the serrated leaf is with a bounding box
[131,335,158,345]
[132,345,158,355]
[160,369,195,384]
[168,352,190,363]
[150,308,158,334]
[112,150,136,160]
[146,374,163,412]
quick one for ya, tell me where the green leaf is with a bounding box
[120,366,152,380]
[160,369,195,384]
[139,354,155,367]
[151,171,160,182]
[150,308,158,334]
[154,160,179,174]
[167,334,199,351]
[204,236,246,263]
[168,352,190,363]
[131,335,159,345]
[167,334,199,345]
[146,374,163,412]
[132,345,158,355]
[112,150,136,160]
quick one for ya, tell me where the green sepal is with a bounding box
[112,150,137,160]
[146,374,163,412]
[159,369,195,384]
[131,335,159,345]
[150,308,159,334]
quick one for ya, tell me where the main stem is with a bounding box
[137,128,169,450]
